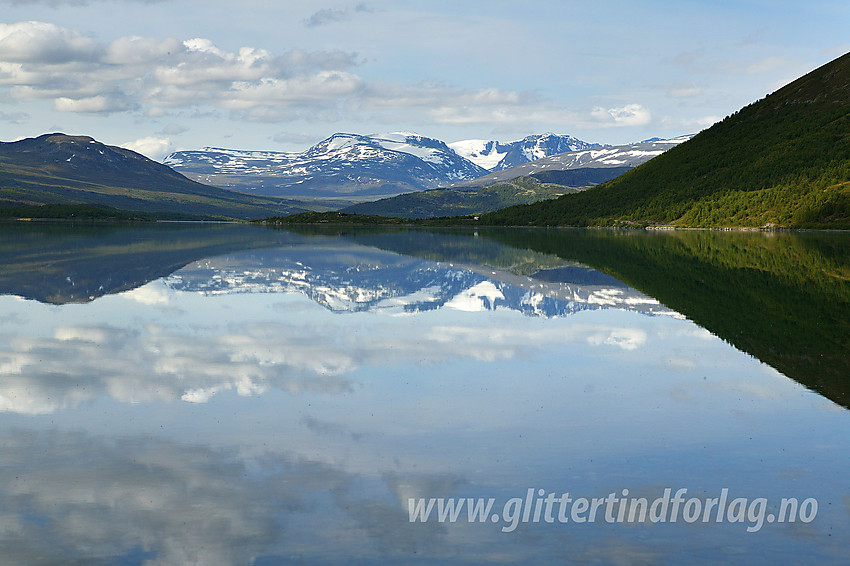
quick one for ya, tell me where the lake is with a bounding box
[1,222,848,564]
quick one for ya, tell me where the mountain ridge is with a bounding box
[164,132,489,198]
[0,133,305,219]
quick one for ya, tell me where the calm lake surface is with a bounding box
[1,222,848,564]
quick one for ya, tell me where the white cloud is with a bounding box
[591,104,652,127]
[53,94,133,113]
[0,20,560,131]
[0,21,101,63]
[0,20,667,139]
[103,35,181,65]
[280,49,360,70]
[225,72,365,107]
[427,96,657,132]
[120,136,173,161]
[152,42,271,87]
[0,21,365,119]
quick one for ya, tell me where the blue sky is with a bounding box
[1,0,848,159]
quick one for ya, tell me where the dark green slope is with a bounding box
[0,133,305,219]
[342,176,582,219]
[483,52,850,228]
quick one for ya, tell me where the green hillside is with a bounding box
[483,52,850,229]
[342,176,582,218]
[0,134,305,220]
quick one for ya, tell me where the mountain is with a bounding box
[449,133,601,171]
[164,132,488,198]
[451,136,692,188]
[0,133,305,219]
[340,177,582,219]
[482,52,850,229]
[338,137,691,219]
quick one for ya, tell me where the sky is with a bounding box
[1,0,848,161]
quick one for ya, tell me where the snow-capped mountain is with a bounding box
[164,132,488,198]
[449,133,601,171]
[451,135,693,188]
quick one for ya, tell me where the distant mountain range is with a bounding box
[0,133,305,220]
[164,132,489,198]
[163,132,643,199]
[483,52,850,229]
[0,130,688,221]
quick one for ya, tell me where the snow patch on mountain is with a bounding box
[450,133,602,171]
[448,139,511,170]
[371,132,453,165]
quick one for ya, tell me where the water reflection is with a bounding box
[467,227,850,408]
[0,222,295,303]
[165,243,677,316]
[1,223,849,564]
[0,272,663,413]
